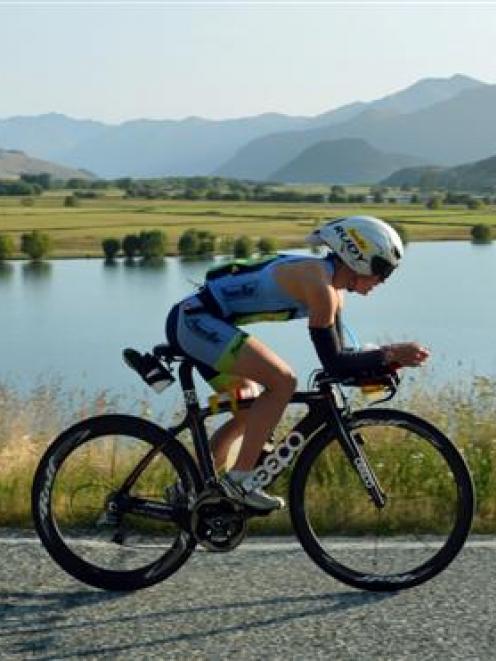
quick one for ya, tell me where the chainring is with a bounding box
[190,487,247,552]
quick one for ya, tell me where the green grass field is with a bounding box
[1,192,495,257]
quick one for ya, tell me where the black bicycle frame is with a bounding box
[119,357,386,511]
[177,361,384,504]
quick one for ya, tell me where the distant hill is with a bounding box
[216,76,492,180]
[271,138,422,184]
[0,148,93,180]
[0,74,486,179]
[383,153,496,191]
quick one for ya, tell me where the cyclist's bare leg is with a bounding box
[226,336,297,471]
[210,408,248,470]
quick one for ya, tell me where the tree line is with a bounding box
[101,229,279,261]
[0,222,492,264]
[1,174,494,209]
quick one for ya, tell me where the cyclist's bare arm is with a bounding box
[276,260,428,371]
[274,260,339,327]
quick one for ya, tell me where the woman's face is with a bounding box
[347,273,382,295]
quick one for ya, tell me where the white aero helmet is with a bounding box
[306,215,404,280]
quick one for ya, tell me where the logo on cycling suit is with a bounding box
[334,225,367,263]
[242,431,305,490]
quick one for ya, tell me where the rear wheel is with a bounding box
[32,414,201,591]
[290,409,474,591]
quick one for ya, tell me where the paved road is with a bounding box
[1,532,496,660]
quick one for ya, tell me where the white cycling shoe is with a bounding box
[221,471,285,512]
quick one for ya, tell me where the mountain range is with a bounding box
[0,74,493,183]
[382,153,496,191]
[0,148,92,181]
[271,138,421,184]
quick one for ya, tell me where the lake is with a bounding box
[1,242,495,410]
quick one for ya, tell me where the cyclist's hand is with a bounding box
[382,342,430,368]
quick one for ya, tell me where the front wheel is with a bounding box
[290,408,474,591]
[32,414,202,591]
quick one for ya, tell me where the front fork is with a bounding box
[328,403,387,509]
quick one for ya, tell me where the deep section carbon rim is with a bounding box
[290,409,474,591]
[32,415,199,590]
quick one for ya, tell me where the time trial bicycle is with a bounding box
[32,343,475,592]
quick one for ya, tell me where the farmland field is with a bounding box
[1,192,495,257]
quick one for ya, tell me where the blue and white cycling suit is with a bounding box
[166,253,335,391]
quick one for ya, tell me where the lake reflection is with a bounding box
[1,243,496,402]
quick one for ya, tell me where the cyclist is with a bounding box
[166,216,429,511]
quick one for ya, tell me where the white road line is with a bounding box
[1,536,495,551]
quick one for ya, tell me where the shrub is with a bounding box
[178,229,215,257]
[20,230,52,261]
[122,234,141,258]
[0,234,15,260]
[471,224,492,244]
[64,195,79,207]
[102,238,120,260]
[178,229,199,257]
[426,196,443,210]
[233,235,254,258]
[20,197,35,207]
[197,231,216,255]
[218,236,235,256]
[258,236,278,255]
[139,230,167,259]
[467,198,484,210]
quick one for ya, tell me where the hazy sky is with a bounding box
[1,1,496,124]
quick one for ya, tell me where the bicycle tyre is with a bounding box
[290,408,474,592]
[32,414,202,591]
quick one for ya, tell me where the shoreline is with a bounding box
[1,235,482,262]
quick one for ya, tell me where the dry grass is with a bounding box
[2,376,496,533]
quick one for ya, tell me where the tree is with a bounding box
[122,234,141,258]
[139,230,167,259]
[20,230,52,261]
[0,234,15,261]
[471,224,492,244]
[21,172,51,190]
[64,195,79,207]
[178,229,199,257]
[102,238,120,260]
[426,196,443,210]
[219,236,234,255]
[197,230,216,255]
[115,177,132,190]
[66,178,90,189]
[0,180,37,195]
[178,229,215,257]
[258,236,278,254]
[233,235,254,258]
[467,198,483,210]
